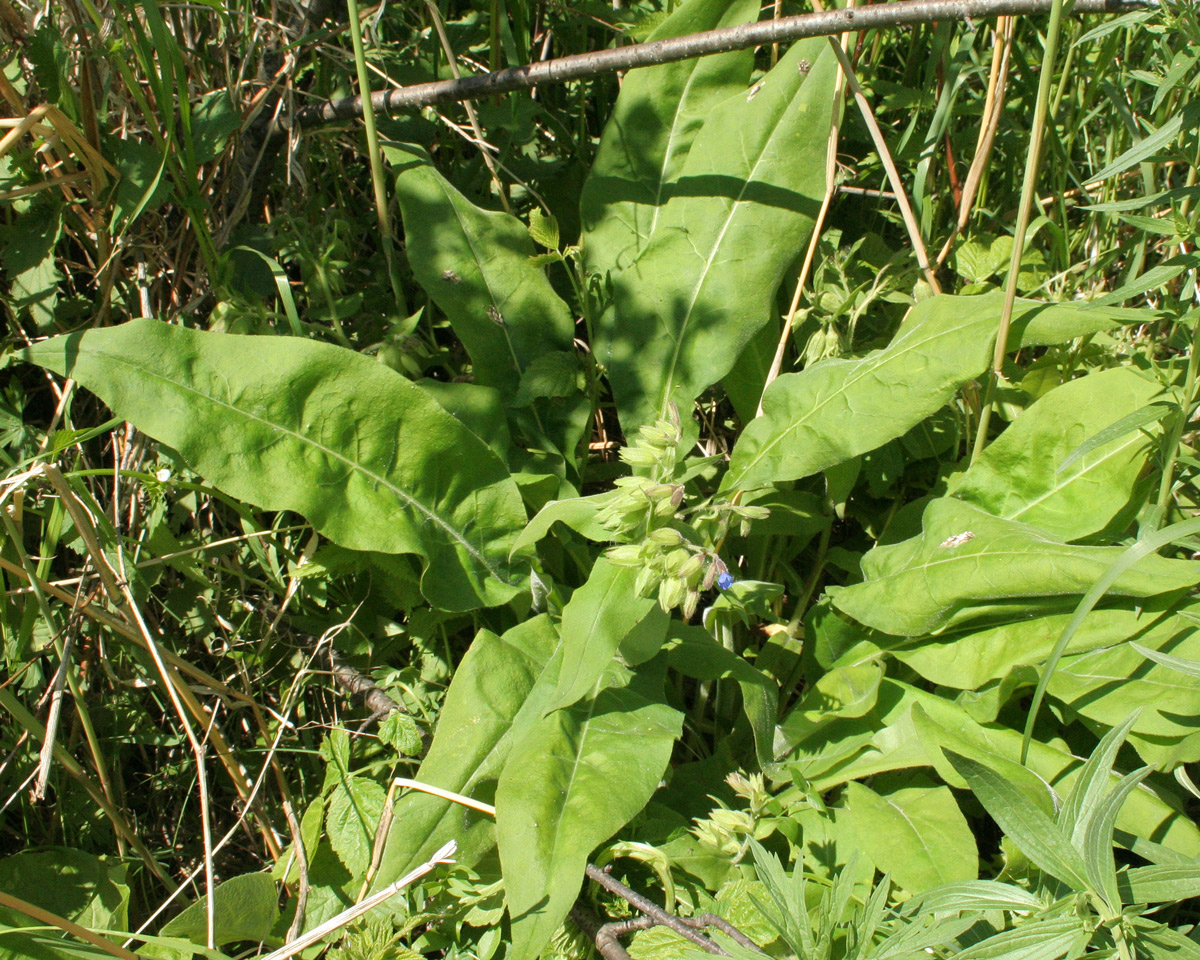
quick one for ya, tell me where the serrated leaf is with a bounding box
[327,776,387,878]
[23,319,526,611]
[528,207,560,250]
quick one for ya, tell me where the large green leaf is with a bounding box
[159,872,279,948]
[580,0,760,273]
[497,659,683,960]
[723,294,1154,493]
[370,616,559,888]
[549,558,664,712]
[948,366,1166,540]
[842,780,977,893]
[832,499,1200,636]
[23,320,526,611]
[891,596,1186,690]
[386,143,587,462]
[388,143,574,395]
[594,38,838,432]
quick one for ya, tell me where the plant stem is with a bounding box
[343,0,407,313]
[971,0,1070,464]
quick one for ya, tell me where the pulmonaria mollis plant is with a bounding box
[600,404,768,620]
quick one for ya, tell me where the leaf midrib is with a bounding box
[92,344,512,585]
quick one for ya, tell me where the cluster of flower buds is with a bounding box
[606,532,729,621]
[595,403,767,619]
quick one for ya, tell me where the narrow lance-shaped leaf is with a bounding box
[596,38,838,433]
[944,751,1091,893]
[498,659,683,960]
[23,320,526,611]
[581,0,760,272]
[724,293,1157,493]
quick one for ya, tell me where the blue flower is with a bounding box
[717,572,734,591]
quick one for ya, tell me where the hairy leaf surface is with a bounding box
[832,499,1200,636]
[725,294,1155,492]
[581,0,760,272]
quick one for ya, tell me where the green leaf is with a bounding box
[893,597,1185,690]
[498,660,683,960]
[327,776,387,878]
[0,196,62,332]
[23,320,526,611]
[159,873,279,948]
[1131,641,1200,678]
[549,558,664,712]
[1058,712,1139,847]
[595,38,838,432]
[832,499,1200,636]
[0,848,128,933]
[511,490,622,555]
[528,207,560,250]
[1119,863,1200,903]
[905,880,1042,914]
[724,294,1147,493]
[951,914,1085,960]
[948,367,1167,540]
[665,623,778,766]
[369,616,559,889]
[842,782,976,893]
[388,143,575,396]
[1082,766,1152,913]
[944,752,1090,893]
[581,0,760,274]
[775,661,883,758]
[1131,920,1200,960]
[190,90,240,164]
[1088,102,1200,184]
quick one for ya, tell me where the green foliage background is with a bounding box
[2,0,1200,958]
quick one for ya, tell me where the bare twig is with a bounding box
[584,864,728,955]
[280,0,1151,134]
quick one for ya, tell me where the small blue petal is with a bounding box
[717,572,734,591]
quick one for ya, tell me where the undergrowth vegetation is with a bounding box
[2,0,1200,957]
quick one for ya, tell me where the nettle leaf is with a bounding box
[581,0,760,273]
[370,616,559,888]
[842,781,977,893]
[724,294,1155,492]
[327,776,387,878]
[594,38,838,432]
[948,366,1166,540]
[498,659,683,960]
[23,320,526,611]
[832,499,1200,636]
